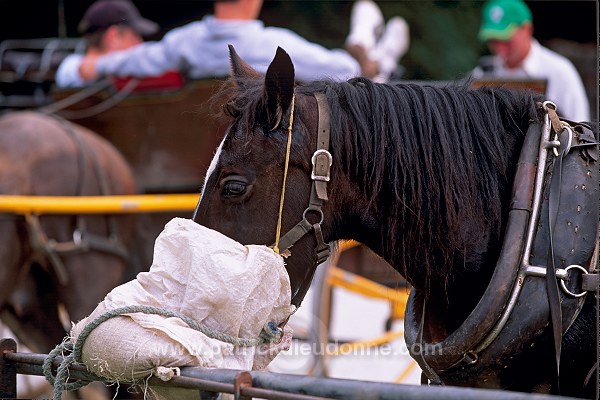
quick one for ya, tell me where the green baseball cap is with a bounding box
[478,0,532,41]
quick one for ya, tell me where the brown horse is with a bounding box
[0,110,139,354]
[194,46,599,397]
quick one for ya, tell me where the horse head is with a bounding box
[194,46,343,307]
[193,44,521,307]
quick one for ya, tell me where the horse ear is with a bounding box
[228,44,261,84]
[263,47,295,131]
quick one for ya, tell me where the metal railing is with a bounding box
[0,338,583,400]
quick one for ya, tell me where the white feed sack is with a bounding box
[70,217,293,396]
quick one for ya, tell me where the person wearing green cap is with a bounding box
[472,0,590,122]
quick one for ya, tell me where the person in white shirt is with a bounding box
[55,0,159,88]
[471,0,590,122]
[77,0,410,84]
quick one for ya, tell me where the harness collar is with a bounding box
[405,101,600,383]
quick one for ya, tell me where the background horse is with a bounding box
[195,46,599,397]
[0,110,140,354]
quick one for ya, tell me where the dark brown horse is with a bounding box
[0,110,139,354]
[194,46,599,397]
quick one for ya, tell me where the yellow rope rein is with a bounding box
[273,94,295,255]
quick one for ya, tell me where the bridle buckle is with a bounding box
[311,149,332,182]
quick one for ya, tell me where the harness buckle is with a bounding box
[311,149,332,182]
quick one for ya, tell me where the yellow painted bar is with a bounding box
[394,360,419,383]
[337,239,360,252]
[327,265,409,306]
[0,194,199,214]
[325,331,405,356]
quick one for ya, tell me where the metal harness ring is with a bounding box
[560,264,589,298]
[302,207,324,225]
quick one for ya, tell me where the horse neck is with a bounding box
[324,82,531,299]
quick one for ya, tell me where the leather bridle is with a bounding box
[271,92,333,306]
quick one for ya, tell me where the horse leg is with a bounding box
[3,264,66,353]
[0,220,24,308]
[58,252,128,323]
[0,220,59,352]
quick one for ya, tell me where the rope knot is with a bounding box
[43,338,103,399]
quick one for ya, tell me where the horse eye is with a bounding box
[222,180,247,198]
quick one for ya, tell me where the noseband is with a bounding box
[271,92,332,305]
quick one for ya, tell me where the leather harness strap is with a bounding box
[544,106,600,388]
[312,92,332,202]
[274,92,332,305]
[25,115,129,285]
[545,105,565,386]
[276,92,331,259]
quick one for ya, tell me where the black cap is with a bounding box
[78,0,159,36]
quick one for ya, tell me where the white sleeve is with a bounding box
[264,28,361,82]
[55,54,86,88]
[95,39,181,78]
[544,61,590,122]
[557,67,590,122]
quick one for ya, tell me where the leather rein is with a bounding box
[271,92,333,307]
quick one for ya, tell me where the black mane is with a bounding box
[216,76,543,286]
[308,79,541,285]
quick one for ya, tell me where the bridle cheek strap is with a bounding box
[276,92,332,267]
[273,94,296,255]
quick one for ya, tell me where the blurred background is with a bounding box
[1,0,597,113]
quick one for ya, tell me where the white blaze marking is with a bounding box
[193,135,226,220]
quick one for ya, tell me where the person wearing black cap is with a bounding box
[55,0,159,87]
